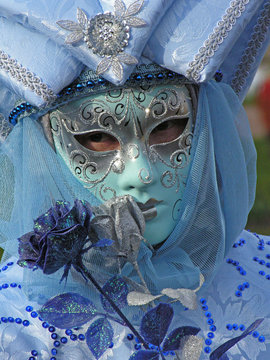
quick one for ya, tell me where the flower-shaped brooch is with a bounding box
[57,0,147,80]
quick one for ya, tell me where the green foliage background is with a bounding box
[247,138,270,234]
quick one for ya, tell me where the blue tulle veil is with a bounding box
[0,80,256,304]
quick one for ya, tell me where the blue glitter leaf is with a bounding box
[38,292,97,329]
[140,303,173,346]
[101,276,128,314]
[163,326,201,351]
[86,317,114,359]
[210,318,264,360]
[93,238,114,248]
[129,350,160,360]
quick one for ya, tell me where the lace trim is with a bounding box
[186,0,250,82]
[231,1,270,95]
[0,50,56,103]
[0,114,12,142]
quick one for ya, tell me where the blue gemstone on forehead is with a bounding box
[134,74,142,81]
[31,350,38,356]
[87,80,95,88]
[146,73,154,80]
[76,83,83,91]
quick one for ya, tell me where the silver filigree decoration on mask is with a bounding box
[57,0,147,80]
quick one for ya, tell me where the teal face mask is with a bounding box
[49,84,196,245]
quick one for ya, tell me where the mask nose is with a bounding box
[116,151,155,196]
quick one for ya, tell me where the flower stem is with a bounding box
[74,261,148,349]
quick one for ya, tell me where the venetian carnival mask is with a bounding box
[49,83,196,246]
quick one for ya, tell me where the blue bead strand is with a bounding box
[200,298,217,354]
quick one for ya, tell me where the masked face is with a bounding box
[49,84,196,245]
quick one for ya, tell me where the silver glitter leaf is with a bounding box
[127,291,162,306]
[96,57,112,75]
[161,288,198,310]
[125,0,144,17]
[194,273,205,292]
[77,7,88,28]
[56,20,82,31]
[117,52,138,65]
[65,31,84,44]
[112,58,123,79]
[182,336,203,360]
[125,16,147,27]
[115,0,126,18]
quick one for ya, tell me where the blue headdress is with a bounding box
[0,0,268,299]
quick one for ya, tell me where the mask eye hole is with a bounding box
[149,118,189,145]
[75,132,120,152]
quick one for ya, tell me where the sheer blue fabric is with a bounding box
[0,81,256,303]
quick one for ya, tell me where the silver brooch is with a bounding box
[57,0,147,80]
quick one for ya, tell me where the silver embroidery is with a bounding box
[231,2,270,95]
[57,1,147,80]
[0,50,56,103]
[186,0,250,82]
[0,114,12,142]
[181,336,204,360]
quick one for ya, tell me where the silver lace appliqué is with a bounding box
[57,0,147,80]
[0,50,56,103]
[186,0,249,82]
[0,114,12,142]
[231,1,270,95]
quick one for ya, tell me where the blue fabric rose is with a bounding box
[18,200,92,274]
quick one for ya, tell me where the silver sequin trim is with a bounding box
[231,1,270,95]
[0,50,56,103]
[186,0,250,81]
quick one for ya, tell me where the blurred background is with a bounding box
[246,47,270,234]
